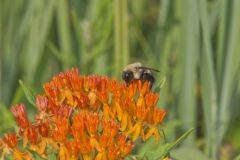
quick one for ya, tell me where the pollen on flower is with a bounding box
[1,68,166,159]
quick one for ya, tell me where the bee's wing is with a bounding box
[138,66,160,72]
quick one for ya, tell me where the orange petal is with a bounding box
[13,149,24,160]
[144,127,156,141]
[88,92,97,105]
[154,128,160,143]
[13,148,32,160]
[127,116,133,129]
[121,112,128,131]
[23,131,28,148]
[141,128,146,141]
[90,137,102,152]
[39,140,47,155]
[95,152,107,160]
[29,144,46,159]
[126,123,136,136]
[64,90,74,106]
[44,138,59,150]
[136,95,145,107]
[103,103,110,119]
[132,123,141,141]
[59,145,70,160]
[116,101,122,121]
[83,155,91,160]
[153,108,166,124]
[127,83,137,100]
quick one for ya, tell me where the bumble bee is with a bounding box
[122,62,160,89]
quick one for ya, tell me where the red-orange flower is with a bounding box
[36,95,48,113]
[1,68,167,159]
[99,120,119,148]
[107,144,120,160]
[26,126,39,144]
[52,118,69,143]
[71,111,85,140]
[145,92,159,108]
[109,79,124,98]
[153,108,166,125]
[117,134,134,156]
[78,139,93,156]
[84,111,100,136]
[136,105,149,122]
[102,120,119,139]
[66,140,79,160]
[1,133,32,160]
[11,104,30,129]
[125,82,137,100]
[37,122,49,137]
[3,133,17,148]
[137,80,150,95]
[97,90,108,104]
[55,105,72,120]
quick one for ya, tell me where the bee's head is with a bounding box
[122,70,134,84]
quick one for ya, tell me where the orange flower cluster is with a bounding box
[0,68,166,160]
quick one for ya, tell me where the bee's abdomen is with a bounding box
[140,71,155,89]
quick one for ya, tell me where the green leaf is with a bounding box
[154,76,167,93]
[131,128,194,160]
[234,154,240,160]
[19,80,35,106]
[47,153,57,160]
[149,128,194,159]
[171,147,209,160]
[0,103,15,132]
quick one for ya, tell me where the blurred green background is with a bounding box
[1,0,240,159]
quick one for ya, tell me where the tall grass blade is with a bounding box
[178,0,198,145]
[121,0,129,67]
[56,0,74,69]
[23,0,56,83]
[71,9,87,68]
[219,0,240,148]
[199,0,218,159]
[114,0,122,76]
[216,0,228,84]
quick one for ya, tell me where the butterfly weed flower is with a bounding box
[0,68,166,160]
[0,132,32,160]
[3,133,17,148]
[10,104,31,148]
[11,104,30,130]
[35,95,48,113]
